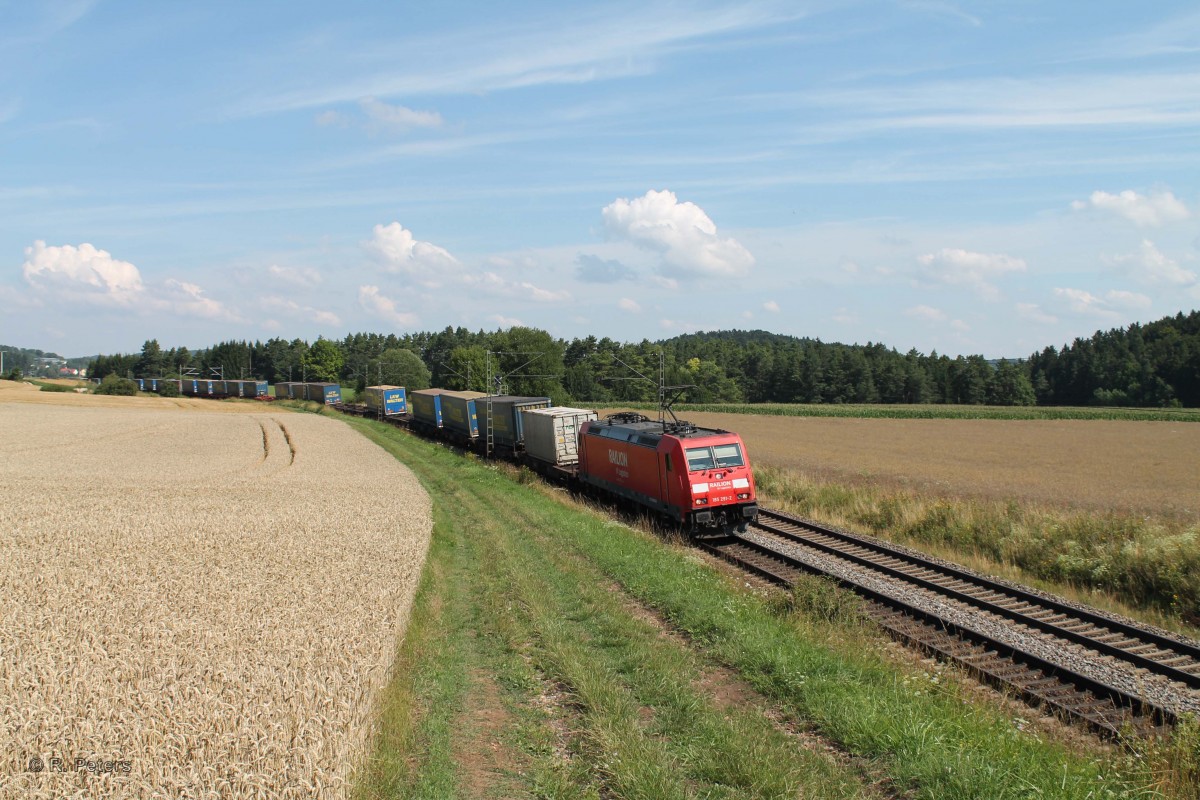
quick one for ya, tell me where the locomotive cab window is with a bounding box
[685,447,716,472]
[713,443,744,468]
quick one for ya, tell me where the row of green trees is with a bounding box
[1027,311,1200,406]
[86,310,1200,407]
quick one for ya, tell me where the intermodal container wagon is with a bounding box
[302,382,341,404]
[410,388,451,428]
[440,390,488,438]
[229,379,260,398]
[478,395,552,450]
[364,385,407,416]
[521,407,598,466]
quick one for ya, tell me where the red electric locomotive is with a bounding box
[576,412,758,533]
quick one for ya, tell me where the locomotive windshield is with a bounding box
[685,443,744,471]
[712,443,745,467]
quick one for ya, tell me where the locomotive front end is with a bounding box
[675,433,759,533]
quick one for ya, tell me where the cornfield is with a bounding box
[0,400,432,798]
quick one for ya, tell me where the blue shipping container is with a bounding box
[410,388,450,427]
[304,383,341,404]
[364,385,407,415]
[440,390,487,438]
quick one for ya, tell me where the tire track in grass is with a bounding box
[467,483,876,799]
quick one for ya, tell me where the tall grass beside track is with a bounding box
[329,410,1199,800]
[755,466,1200,629]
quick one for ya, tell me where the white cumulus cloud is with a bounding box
[262,296,340,327]
[618,297,642,313]
[22,240,144,306]
[1109,239,1198,286]
[1016,302,1058,325]
[763,300,780,313]
[916,247,1026,300]
[1053,287,1121,319]
[659,318,701,333]
[21,240,231,319]
[491,314,524,328]
[1104,289,1152,310]
[365,222,459,281]
[1071,189,1190,227]
[523,282,571,303]
[358,285,418,327]
[360,97,444,133]
[267,264,323,287]
[460,271,570,303]
[161,279,230,320]
[905,304,947,322]
[602,189,754,278]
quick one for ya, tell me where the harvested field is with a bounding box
[602,408,1200,517]
[0,398,432,798]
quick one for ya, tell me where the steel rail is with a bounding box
[697,534,1174,737]
[755,509,1200,691]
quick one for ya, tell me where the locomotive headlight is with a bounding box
[737,492,750,499]
[694,498,708,505]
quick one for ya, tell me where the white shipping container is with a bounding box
[521,407,598,466]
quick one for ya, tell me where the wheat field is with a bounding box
[0,397,432,798]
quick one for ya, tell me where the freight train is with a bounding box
[362,385,760,534]
[132,377,759,533]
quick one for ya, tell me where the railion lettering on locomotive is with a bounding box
[607,449,628,467]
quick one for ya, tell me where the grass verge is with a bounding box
[335,412,1194,799]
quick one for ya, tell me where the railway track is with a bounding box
[698,509,1200,738]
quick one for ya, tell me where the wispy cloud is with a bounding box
[0,1,98,48]
[227,4,790,117]
[1084,9,1200,61]
[899,2,982,28]
[759,71,1200,132]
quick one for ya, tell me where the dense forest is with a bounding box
[81,310,1200,407]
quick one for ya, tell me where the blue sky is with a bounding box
[3,1,1199,358]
